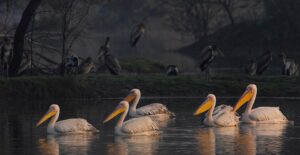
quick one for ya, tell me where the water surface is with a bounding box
[0,97,300,155]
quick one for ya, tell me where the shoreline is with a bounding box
[0,75,299,99]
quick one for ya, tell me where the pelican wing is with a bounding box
[122,117,159,134]
[136,103,174,116]
[54,119,98,134]
[212,105,239,127]
[250,107,288,122]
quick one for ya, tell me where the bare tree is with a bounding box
[166,0,220,40]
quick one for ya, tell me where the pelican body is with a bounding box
[233,84,288,124]
[194,94,239,127]
[124,89,175,122]
[103,101,159,136]
[36,104,99,135]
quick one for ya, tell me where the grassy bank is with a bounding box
[0,75,299,99]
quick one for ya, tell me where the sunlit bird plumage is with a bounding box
[36,104,99,135]
[233,84,288,124]
[194,94,239,127]
[123,89,175,122]
[103,101,160,136]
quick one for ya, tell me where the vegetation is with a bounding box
[120,58,165,73]
[0,75,299,99]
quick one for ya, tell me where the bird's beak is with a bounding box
[233,89,253,112]
[103,105,125,123]
[36,109,57,127]
[194,98,213,116]
[124,93,135,103]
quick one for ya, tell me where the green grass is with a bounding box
[0,75,299,99]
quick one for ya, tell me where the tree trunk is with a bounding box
[222,3,235,26]
[9,0,43,76]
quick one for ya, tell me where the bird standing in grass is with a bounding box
[199,44,224,77]
[130,23,146,47]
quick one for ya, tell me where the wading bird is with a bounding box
[194,94,239,127]
[233,84,288,124]
[166,65,179,76]
[65,54,79,74]
[97,37,121,75]
[199,45,224,76]
[279,52,299,76]
[36,104,99,135]
[256,50,272,75]
[1,37,13,76]
[123,89,175,122]
[103,101,160,136]
[130,23,145,47]
[78,57,94,74]
[245,59,257,76]
[18,53,32,75]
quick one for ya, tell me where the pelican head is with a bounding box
[36,104,60,127]
[124,89,141,103]
[103,101,128,123]
[233,84,257,112]
[194,94,216,116]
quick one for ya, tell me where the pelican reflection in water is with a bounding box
[196,124,287,155]
[38,133,98,155]
[106,135,159,155]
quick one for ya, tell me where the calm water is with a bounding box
[1,97,300,155]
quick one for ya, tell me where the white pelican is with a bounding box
[123,89,175,122]
[194,94,239,127]
[233,84,288,124]
[36,104,99,135]
[103,101,160,136]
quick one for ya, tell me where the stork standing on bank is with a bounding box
[97,37,121,75]
[256,50,272,75]
[1,37,13,76]
[279,52,299,76]
[130,23,146,47]
[199,44,224,77]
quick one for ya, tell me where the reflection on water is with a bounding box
[0,98,299,155]
[38,134,98,155]
[107,136,160,155]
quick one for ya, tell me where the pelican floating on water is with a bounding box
[36,104,99,135]
[123,89,175,122]
[194,94,239,127]
[233,84,288,124]
[103,101,160,136]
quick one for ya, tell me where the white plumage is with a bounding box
[36,104,99,135]
[125,89,175,123]
[234,84,288,124]
[104,101,160,136]
[54,119,98,134]
[212,105,239,127]
[195,94,239,127]
[247,107,287,123]
[121,117,159,135]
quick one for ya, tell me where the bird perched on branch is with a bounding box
[130,23,146,47]
[199,44,224,76]
[97,37,121,75]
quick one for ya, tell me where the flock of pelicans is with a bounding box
[36,84,288,136]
